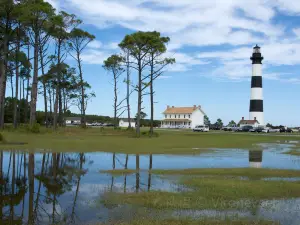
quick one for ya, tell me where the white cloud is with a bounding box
[293,28,300,38]
[45,0,300,82]
[88,40,102,49]
[81,49,111,65]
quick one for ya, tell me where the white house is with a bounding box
[238,117,260,128]
[65,117,81,125]
[119,118,136,128]
[161,105,206,129]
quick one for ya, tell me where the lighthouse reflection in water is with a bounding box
[249,150,263,168]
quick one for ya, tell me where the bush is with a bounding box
[28,123,40,133]
[114,126,122,130]
[140,131,160,138]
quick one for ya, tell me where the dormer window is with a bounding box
[175,115,177,118]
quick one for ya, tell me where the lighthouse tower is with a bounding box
[250,45,264,126]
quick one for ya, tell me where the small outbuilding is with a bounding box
[238,117,260,128]
[119,118,136,128]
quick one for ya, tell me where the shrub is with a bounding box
[140,131,160,138]
[114,126,122,130]
[28,123,40,133]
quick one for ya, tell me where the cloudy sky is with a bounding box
[44,0,300,126]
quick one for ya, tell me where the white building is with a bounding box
[119,118,136,128]
[238,117,260,128]
[161,105,206,129]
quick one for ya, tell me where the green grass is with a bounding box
[101,168,300,179]
[283,149,300,156]
[102,168,300,211]
[96,218,279,225]
[103,177,300,210]
[1,127,300,154]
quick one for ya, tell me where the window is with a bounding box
[188,115,191,118]
[170,115,171,118]
[175,115,177,118]
[184,115,186,118]
[178,115,180,118]
[165,115,167,119]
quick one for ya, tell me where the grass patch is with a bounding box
[102,168,300,211]
[97,218,279,225]
[283,149,300,156]
[101,169,139,176]
[1,127,300,154]
[101,168,300,179]
[103,177,300,210]
[151,168,300,179]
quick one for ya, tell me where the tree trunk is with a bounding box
[53,40,62,130]
[13,33,20,129]
[24,45,30,124]
[19,73,22,123]
[48,85,52,121]
[57,41,63,127]
[0,36,9,129]
[114,71,117,128]
[77,52,86,127]
[126,52,131,128]
[136,60,142,137]
[10,74,14,98]
[39,47,48,128]
[149,54,154,136]
[53,88,59,131]
[30,31,39,126]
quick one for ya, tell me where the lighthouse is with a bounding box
[250,45,264,126]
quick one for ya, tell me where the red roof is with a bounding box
[238,120,259,125]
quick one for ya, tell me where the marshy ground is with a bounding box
[1,127,300,224]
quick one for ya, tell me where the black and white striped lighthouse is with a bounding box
[250,45,264,126]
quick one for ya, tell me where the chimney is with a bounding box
[193,105,197,109]
[242,117,244,120]
[254,117,256,120]
[198,105,201,108]
[167,105,170,109]
[172,106,174,108]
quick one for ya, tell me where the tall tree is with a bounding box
[0,0,15,129]
[147,32,175,136]
[103,54,126,128]
[228,120,236,127]
[119,32,161,137]
[216,118,223,128]
[125,50,131,128]
[19,0,55,126]
[68,28,95,127]
[204,115,211,126]
[51,11,80,129]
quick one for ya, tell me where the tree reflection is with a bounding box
[0,151,91,224]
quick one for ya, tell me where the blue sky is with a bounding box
[32,1,300,125]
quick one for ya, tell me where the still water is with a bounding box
[0,143,299,224]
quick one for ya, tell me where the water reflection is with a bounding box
[249,151,263,168]
[0,143,299,224]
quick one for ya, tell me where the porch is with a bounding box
[161,119,192,129]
